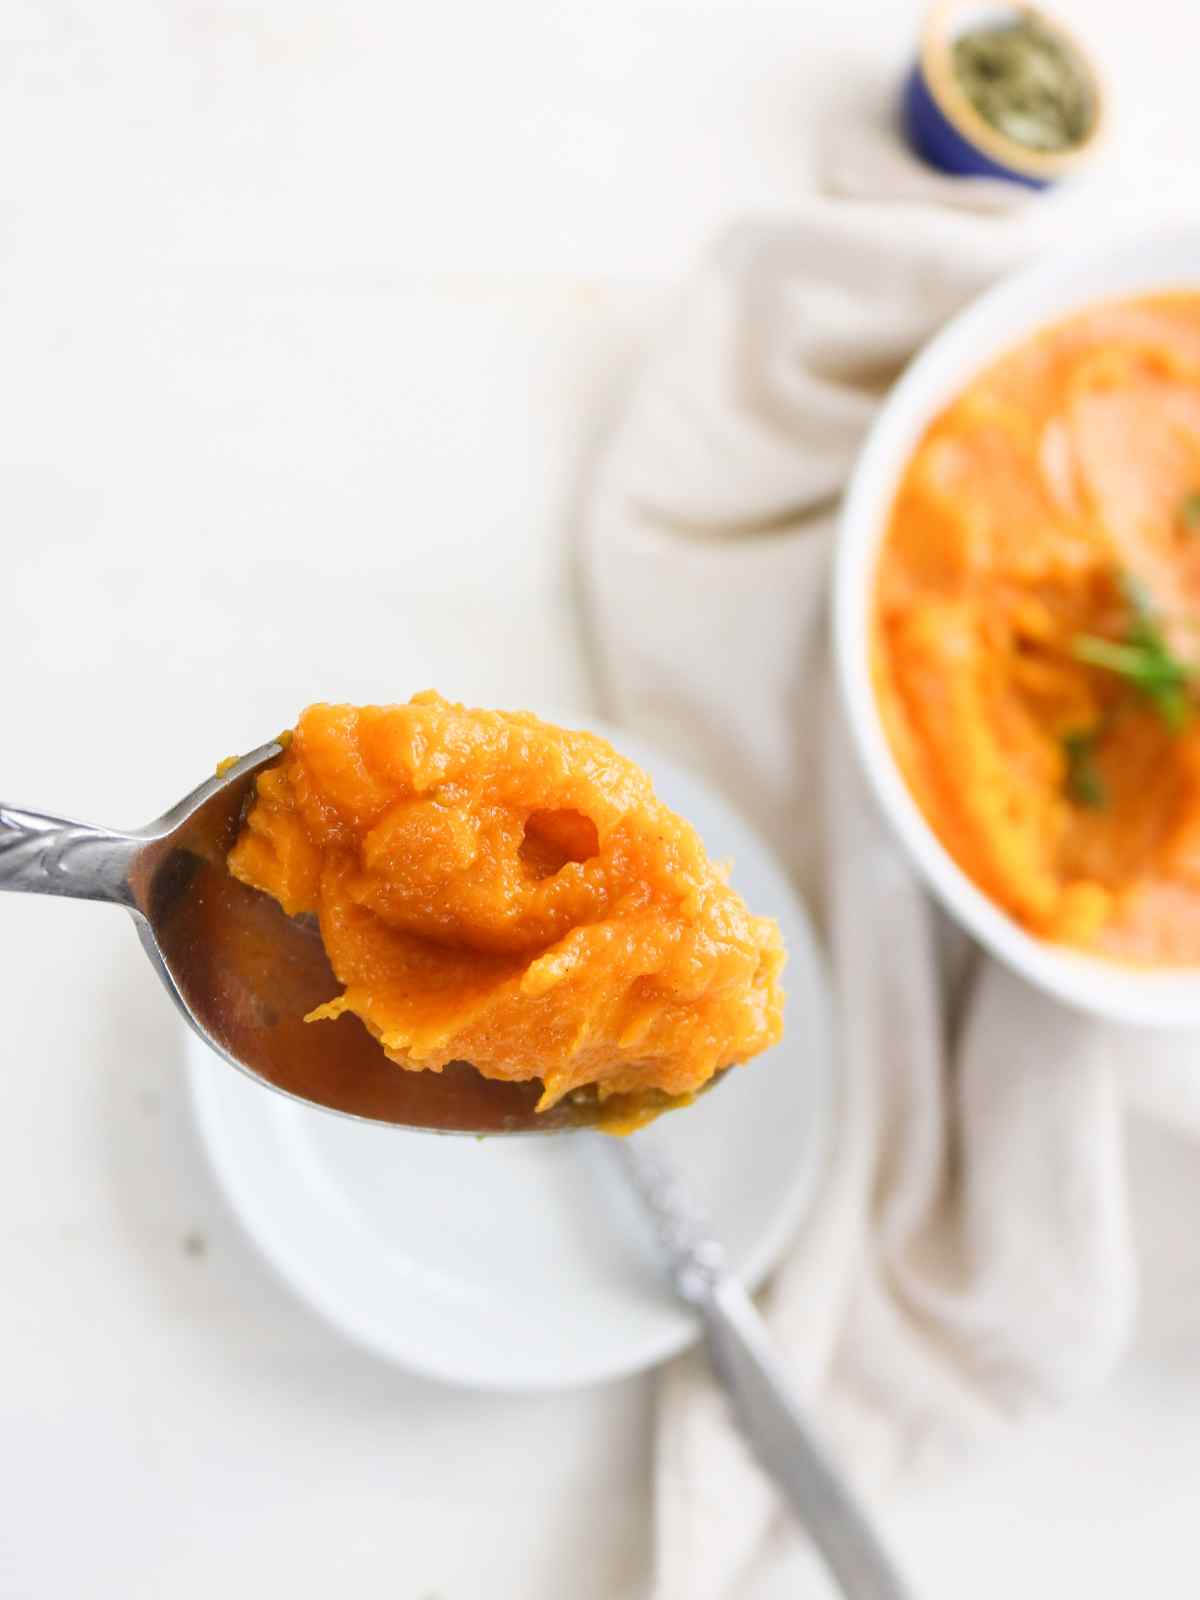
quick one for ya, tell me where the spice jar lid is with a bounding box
[903,1,1107,187]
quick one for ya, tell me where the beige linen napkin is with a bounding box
[581,115,1200,1600]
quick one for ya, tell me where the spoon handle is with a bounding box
[697,1277,915,1600]
[0,804,137,905]
[614,1140,914,1600]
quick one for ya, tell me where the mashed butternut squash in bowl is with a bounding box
[836,229,1200,1027]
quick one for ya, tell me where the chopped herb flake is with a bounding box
[1180,491,1200,531]
[1061,728,1107,808]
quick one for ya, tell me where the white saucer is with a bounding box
[187,727,836,1391]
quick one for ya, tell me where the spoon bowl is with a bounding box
[0,746,613,1133]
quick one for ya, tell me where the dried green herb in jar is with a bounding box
[952,12,1095,153]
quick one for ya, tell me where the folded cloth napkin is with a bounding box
[580,105,1200,1600]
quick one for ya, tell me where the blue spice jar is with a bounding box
[903,1,1106,188]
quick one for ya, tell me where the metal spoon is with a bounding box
[0,744,607,1133]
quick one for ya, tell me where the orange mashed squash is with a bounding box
[874,291,1200,965]
[227,694,785,1113]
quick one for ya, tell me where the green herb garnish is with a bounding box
[1072,577,1193,732]
[952,16,1095,154]
[1061,727,1107,808]
[1180,490,1200,531]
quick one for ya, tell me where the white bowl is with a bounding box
[835,225,1200,1029]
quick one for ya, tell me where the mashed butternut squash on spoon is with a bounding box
[875,292,1200,964]
[227,695,785,1115]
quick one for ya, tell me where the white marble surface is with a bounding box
[3,2,1200,1596]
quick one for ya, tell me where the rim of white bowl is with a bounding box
[835,223,1200,1029]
